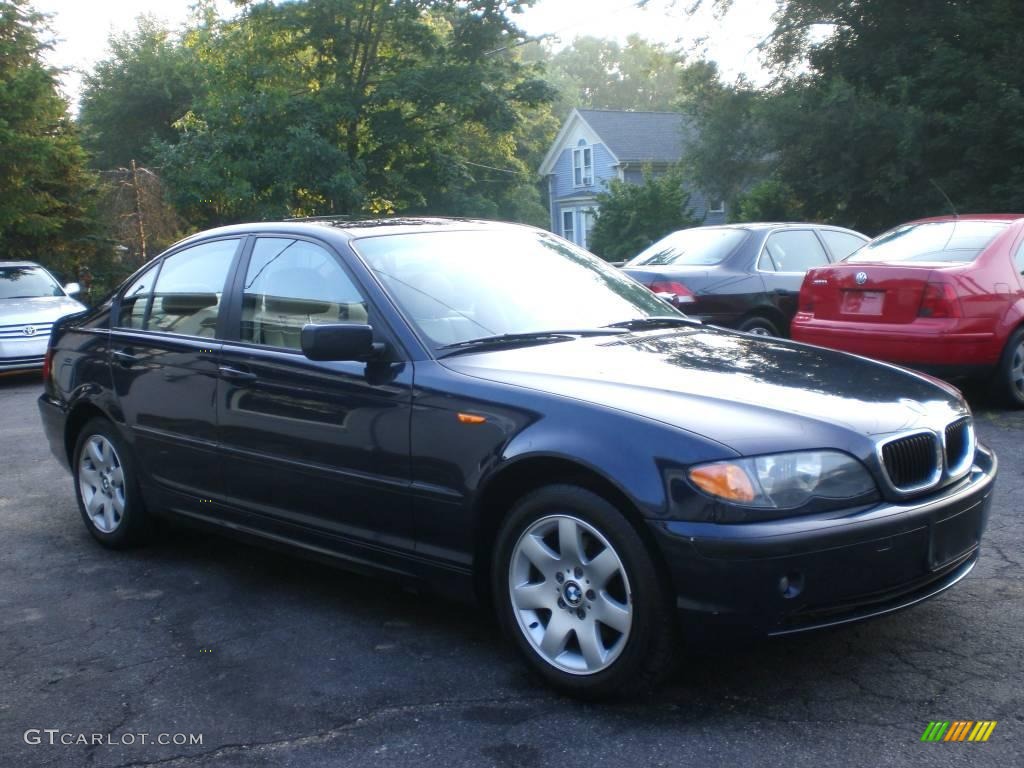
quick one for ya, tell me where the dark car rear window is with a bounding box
[627,228,749,267]
[846,220,1009,264]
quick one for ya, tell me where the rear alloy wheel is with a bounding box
[994,328,1024,408]
[493,485,675,698]
[738,316,779,337]
[73,418,152,548]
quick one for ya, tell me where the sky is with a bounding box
[34,0,777,109]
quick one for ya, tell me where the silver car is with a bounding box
[0,262,86,374]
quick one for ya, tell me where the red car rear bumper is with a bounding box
[791,315,1001,370]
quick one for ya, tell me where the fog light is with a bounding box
[779,572,804,599]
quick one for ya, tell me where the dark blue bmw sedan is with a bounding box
[38,218,996,698]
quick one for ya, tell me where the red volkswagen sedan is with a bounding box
[792,215,1024,406]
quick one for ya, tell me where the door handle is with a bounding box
[112,349,138,366]
[219,365,257,383]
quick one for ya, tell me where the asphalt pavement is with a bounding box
[1,373,1021,767]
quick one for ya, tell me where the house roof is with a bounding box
[538,109,691,176]
[576,109,689,164]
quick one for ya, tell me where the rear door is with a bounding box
[109,237,243,504]
[757,229,832,319]
[216,235,414,551]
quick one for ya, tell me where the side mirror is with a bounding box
[64,282,81,296]
[300,323,381,362]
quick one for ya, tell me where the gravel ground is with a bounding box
[0,373,1020,768]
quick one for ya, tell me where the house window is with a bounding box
[709,200,726,214]
[562,210,575,243]
[580,209,597,250]
[573,142,593,187]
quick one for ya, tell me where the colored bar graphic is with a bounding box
[921,721,996,742]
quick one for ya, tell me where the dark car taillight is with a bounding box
[648,280,694,306]
[918,280,961,318]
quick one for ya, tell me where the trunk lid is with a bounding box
[802,263,960,324]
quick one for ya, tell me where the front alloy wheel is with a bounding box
[509,515,633,675]
[494,484,676,698]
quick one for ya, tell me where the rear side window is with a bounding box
[847,220,1009,264]
[117,265,158,328]
[240,238,367,350]
[759,230,830,273]
[147,239,240,337]
[820,230,867,261]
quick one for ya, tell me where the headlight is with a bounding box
[688,450,876,510]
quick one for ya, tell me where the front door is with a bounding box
[109,237,243,504]
[216,236,414,551]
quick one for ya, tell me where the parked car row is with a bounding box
[623,215,1024,407]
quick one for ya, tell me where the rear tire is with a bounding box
[72,418,153,548]
[737,316,780,337]
[492,484,676,699]
[992,327,1024,408]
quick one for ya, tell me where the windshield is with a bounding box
[354,229,675,351]
[0,266,63,299]
[627,228,749,267]
[846,220,1009,264]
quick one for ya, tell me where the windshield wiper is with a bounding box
[603,316,703,331]
[438,328,626,357]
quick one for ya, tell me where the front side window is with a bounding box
[847,220,1009,264]
[241,238,367,350]
[573,146,593,186]
[147,239,239,337]
[353,229,670,350]
[0,266,63,299]
[760,230,829,273]
[1012,239,1024,276]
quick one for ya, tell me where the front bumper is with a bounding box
[649,444,996,636]
[0,333,49,372]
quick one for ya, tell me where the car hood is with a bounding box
[0,296,86,326]
[442,327,968,455]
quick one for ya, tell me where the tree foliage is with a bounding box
[683,0,1024,233]
[0,0,100,277]
[588,167,697,261]
[138,0,557,228]
[78,16,200,169]
[525,34,686,115]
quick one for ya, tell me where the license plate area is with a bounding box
[930,502,983,570]
[840,289,885,315]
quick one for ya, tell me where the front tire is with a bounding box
[492,484,676,699]
[73,418,152,548]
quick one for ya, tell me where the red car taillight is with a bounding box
[648,280,695,305]
[918,280,962,318]
[42,347,54,384]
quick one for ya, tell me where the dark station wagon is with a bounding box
[39,219,995,698]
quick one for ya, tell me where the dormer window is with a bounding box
[573,140,593,187]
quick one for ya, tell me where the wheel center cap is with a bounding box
[563,581,583,607]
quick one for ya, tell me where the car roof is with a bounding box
[902,214,1024,225]
[0,261,43,268]
[681,222,865,234]
[173,217,536,247]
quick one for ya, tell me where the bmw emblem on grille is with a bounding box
[855,271,868,285]
[22,325,37,337]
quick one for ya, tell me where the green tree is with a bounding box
[150,0,555,227]
[0,0,101,278]
[79,16,200,169]
[588,167,698,261]
[533,35,686,114]
[682,0,1024,233]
